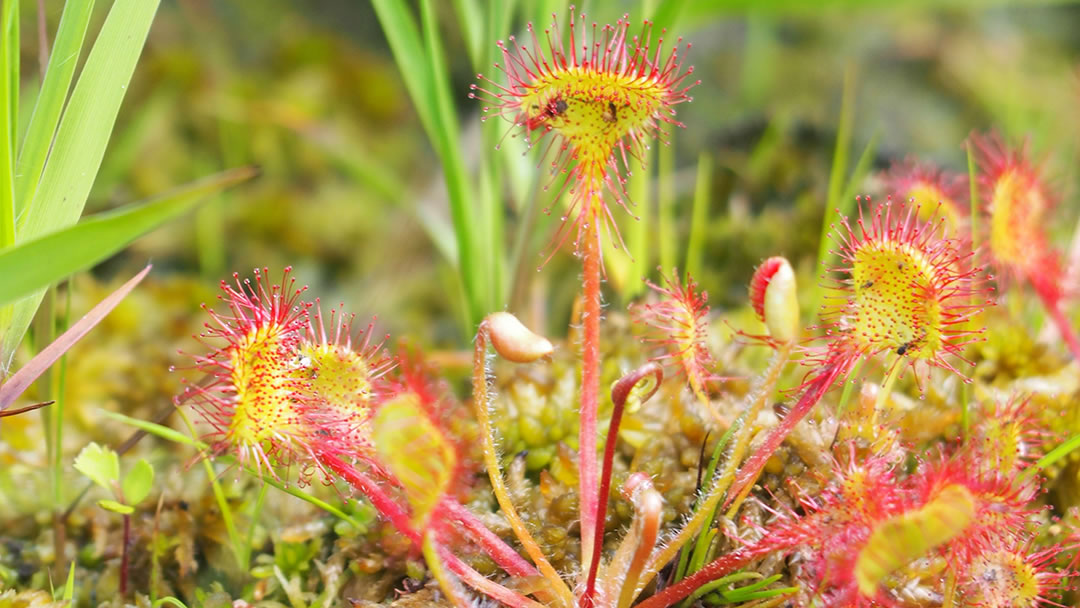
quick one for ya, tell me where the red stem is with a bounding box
[582,363,663,608]
[1042,294,1080,362]
[579,222,602,564]
[441,499,537,578]
[320,452,536,580]
[440,546,547,608]
[120,513,131,595]
[633,542,779,608]
[725,360,848,509]
[319,452,420,543]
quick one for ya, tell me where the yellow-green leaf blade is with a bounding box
[14,0,98,215]
[4,0,160,363]
[0,167,256,308]
[372,393,457,528]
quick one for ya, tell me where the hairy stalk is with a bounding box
[579,209,603,569]
[473,325,574,607]
[640,342,792,587]
[725,360,849,512]
[942,564,958,608]
[325,452,546,607]
[635,542,778,608]
[1043,296,1080,362]
[423,530,471,608]
[441,499,536,578]
[120,512,131,595]
[616,476,664,608]
[583,364,663,608]
[439,544,549,608]
[319,452,419,544]
[712,341,793,515]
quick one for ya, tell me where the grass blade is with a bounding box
[685,152,712,279]
[0,0,17,248]
[658,135,676,271]
[102,410,199,448]
[63,561,75,601]
[15,0,97,215]
[450,0,483,68]
[4,0,161,364]
[105,410,365,529]
[17,0,160,242]
[373,0,488,326]
[817,62,856,271]
[625,145,652,299]
[648,0,690,31]
[961,138,980,439]
[419,0,489,323]
[0,167,256,308]
[0,264,150,411]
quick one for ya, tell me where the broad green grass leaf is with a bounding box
[648,0,690,31]
[450,0,483,68]
[15,0,97,214]
[0,265,150,411]
[0,167,256,308]
[373,0,489,326]
[0,0,17,248]
[122,458,154,505]
[4,0,161,363]
[419,0,488,324]
[74,442,120,491]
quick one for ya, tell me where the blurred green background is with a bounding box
[19,0,1074,346]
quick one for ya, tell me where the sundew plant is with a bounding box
[3,3,1080,608]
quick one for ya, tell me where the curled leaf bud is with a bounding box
[749,257,799,343]
[611,362,663,413]
[484,312,554,363]
[855,483,975,596]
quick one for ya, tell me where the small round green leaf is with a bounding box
[98,499,134,515]
[122,458,154,505]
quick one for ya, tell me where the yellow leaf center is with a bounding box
[850,241,944,359]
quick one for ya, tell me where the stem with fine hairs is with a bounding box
[633,543,776,608]
[724,359,850,514]
[582,363,663,608]
[638,341,792,590]
[473,322,574,607]
[120,513,131,595]
[322,452,548,606]
[579,206,603,570]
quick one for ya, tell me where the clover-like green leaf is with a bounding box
[73,442,119,491]
[122,458,154,505]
